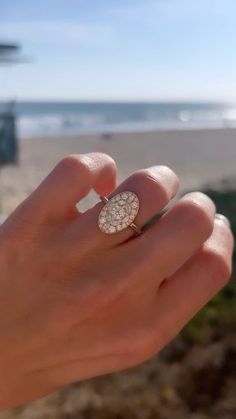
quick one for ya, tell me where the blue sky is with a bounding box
[0,0,236,101]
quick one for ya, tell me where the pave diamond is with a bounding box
[98,191,139,234]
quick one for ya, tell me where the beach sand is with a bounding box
[0,128,236,216]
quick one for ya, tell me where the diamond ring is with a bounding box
[98,191,141,235]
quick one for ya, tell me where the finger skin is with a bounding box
[30,218,234,392]
[125,191,216,279]
[0,152,233,410]
[8,153,117,225]
[150,217,234,354]
[70,165,179,248]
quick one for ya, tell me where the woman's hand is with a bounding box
[0,153,233,409]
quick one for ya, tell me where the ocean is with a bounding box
[2,101,236,137]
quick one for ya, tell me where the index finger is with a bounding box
[12,153,118,223]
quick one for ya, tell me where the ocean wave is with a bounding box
[16,104,236,138]
[17,113,107,137]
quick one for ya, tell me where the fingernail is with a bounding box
[215,213,231,228]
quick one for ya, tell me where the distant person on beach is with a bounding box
[0,152,233,410]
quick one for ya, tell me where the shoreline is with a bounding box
[18,125,236,141]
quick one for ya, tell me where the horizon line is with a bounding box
[0,97,234,105]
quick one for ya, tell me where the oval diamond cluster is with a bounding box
[98,191,140,234]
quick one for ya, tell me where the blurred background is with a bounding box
[0,1,236,418]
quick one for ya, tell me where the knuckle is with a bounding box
[58,155,90,178]
[215,217,234,245]
[202,246,232,289]
[131,168,152,182]
[97,152,117,168]
[131,167,171,202]
[179,198,214,237]
[134,165,177,183]
[154,165,179,185]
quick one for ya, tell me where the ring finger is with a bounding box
[71,165,179,248]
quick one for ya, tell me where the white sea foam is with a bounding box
[222,109,236,122]
[15,102,236,138]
